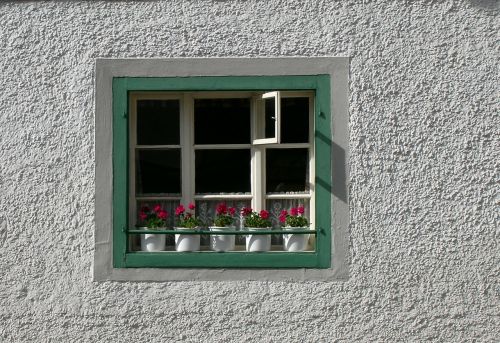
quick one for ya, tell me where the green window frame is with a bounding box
[112,75,331,268]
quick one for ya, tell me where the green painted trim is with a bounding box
[314,75,332,268]
[113,75,332,268]
[127,229,318,235]
[125,251,319,268]
[112,78,129,268]
[122,75,324,91]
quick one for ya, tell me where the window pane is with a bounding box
[196,200,251,247]
[195,149,251,193]
[131,200,179,251]
[267,199,311,247]
[194,98,250,144]
[281,97,309,143]
[136,149,181,195]
[266,148,309,193]
[137,99,180,145]
[264,97,275,139]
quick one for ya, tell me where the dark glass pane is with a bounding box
[195,149,251,193]
[265,98,275,139]
[266,149,308,193]
[136,149,181,194]
[137,100,180,145]
[281,97,309,143]
[194,98,250,144]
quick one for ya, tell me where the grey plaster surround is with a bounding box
[0,1,498,342]
[94,57,349,281]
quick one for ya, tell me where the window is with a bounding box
[94,58,349,280]
[112,76,331,268]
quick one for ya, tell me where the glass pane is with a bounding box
[131,200,179,251]
[136,149,181,195]
[136,99,180,145]
[281,97,309,143]
[266,199,310,227]
[196,199,251,229]
[194,98,251,144]
[267,199,311,247]
[196,200,251,247]
[135,200,179,228]
[264,97,275,139]
[266,148,309,193]
[195,149,251,194]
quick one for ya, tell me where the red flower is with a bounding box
[216,203,227,215]
[188,202,196,210]
[139,212,147,221]
[297,206,305,215]
[229,207,236,216]
[241,207,252,216]
[290,207,298,216]
[279,211,287,223]
[140,206,150,213]
[259,210,269,219]
[158,210,168,220]
[153,204,162,213]
[175,205,185,216]
[185,213,192,219]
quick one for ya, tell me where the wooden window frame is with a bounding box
[112,75,331,268]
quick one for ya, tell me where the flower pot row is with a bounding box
[139,226,310,252]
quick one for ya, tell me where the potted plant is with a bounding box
[174,203,202,252]
[242,207,272,252]
[138,204,168,252]
[209,203,237,252]
[279,205,310,251]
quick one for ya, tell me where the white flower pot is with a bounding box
[175,227,200,252]
[209,226,236,252]
[245,227,271,252]
[140,228,166,252]
[283,227,310,252]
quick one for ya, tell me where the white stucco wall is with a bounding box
[0,1,498,342]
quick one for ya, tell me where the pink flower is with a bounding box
[188,202,195,210]
[153,204,162,213]
[297,206,304,215]
[229,207,236,216]
[216,203,227,215]
[260,210,269,219]
[139,212,147,221]
[175,205,185,216]
[290,207,298,216]
[158,210,168,220]
[241,207,252,216]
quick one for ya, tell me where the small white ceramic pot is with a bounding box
[209,226,236,252]
[174,227,200,252]
[140,227,166,252]
[283,227,310,252]
[245,227,271,252]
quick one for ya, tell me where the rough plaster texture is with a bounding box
[0,0,498,342]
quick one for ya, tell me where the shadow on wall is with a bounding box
[316,130,348,204]
[0,213,8,249]
[468,0,498,10]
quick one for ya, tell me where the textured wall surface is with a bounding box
[0,0,498,342]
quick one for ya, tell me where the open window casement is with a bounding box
[252,91,281,145]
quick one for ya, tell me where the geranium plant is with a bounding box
[138,204,169,229]
[175,202,202,228]
[279,205,309,227]
[213,203,237,227]
[241,207,272,228]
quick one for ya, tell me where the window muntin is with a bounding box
[113,75,331,268]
